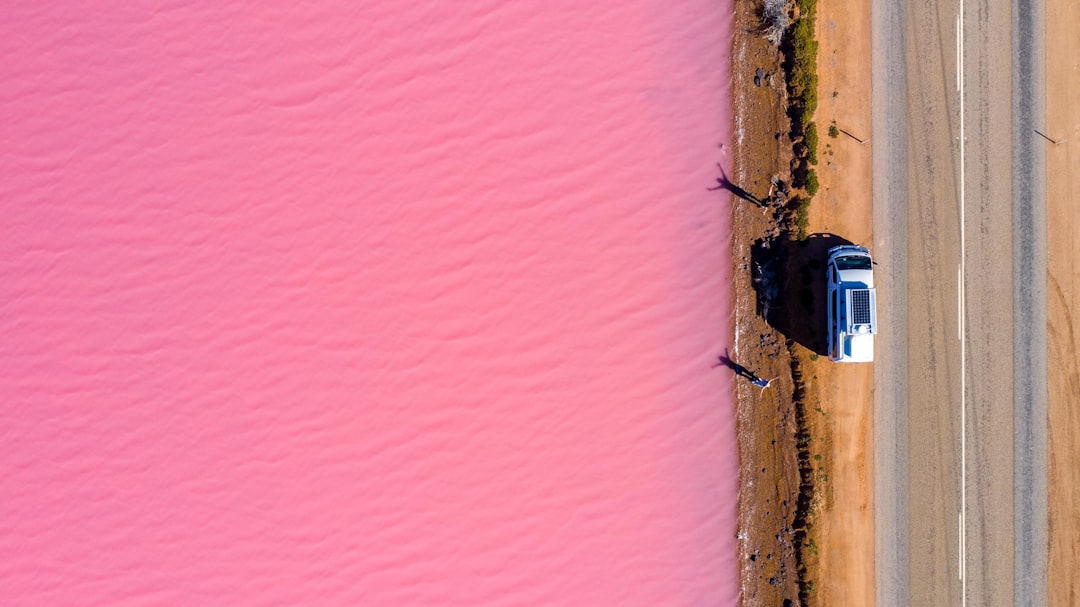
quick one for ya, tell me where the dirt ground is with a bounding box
[1044,0,1080,604]
[729,0,873,604]
[797,0,875,604]
[729,0,802,601]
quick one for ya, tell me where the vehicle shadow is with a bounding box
[750,232,855,356]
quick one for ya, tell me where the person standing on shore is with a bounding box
[750,375,774,391]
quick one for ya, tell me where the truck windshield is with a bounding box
[835,255,872,270]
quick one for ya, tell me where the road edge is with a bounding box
[1011,0,1048,602]
[871,0,911,605]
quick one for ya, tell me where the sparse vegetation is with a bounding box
[794,197,811,240]
[805,122,819,164]
[805,170,820,196]
[790,353,818,603]
[828,123,839,138]
[746,0,836,603]
[787,0,819,126]
[778,0,821,235]
[789,15,818,126]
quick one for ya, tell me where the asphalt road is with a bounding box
[871,0,1047,604]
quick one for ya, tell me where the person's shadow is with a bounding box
[713,349,761,382]
[707,164,763,206]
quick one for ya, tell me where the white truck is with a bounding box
[826,245,877,362]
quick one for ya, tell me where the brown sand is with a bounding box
[798,0,875,604]
[730,0,874,604]
[1045,0,1080,603]
[729,0,801,603]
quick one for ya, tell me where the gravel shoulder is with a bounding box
[1045,0,1079,603]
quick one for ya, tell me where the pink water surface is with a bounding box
[0,2,737,605]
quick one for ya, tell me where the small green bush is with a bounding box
[796,0,817,19]
[782,0,821,242]
[790,18,819,124]
[805,169,820,196]
[805,122,819,164]
[803,89,818,125]
[828,124,839,138]
[794,197,811,240]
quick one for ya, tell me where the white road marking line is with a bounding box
[959,511,965,581]
[956,19,962,92]
[956,7,968,606]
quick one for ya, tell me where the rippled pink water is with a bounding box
[0,2,736,605]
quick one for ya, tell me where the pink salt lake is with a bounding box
[0,2,737,605]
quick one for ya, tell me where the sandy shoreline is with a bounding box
[729,0,874,603]
[729,0,801,603]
